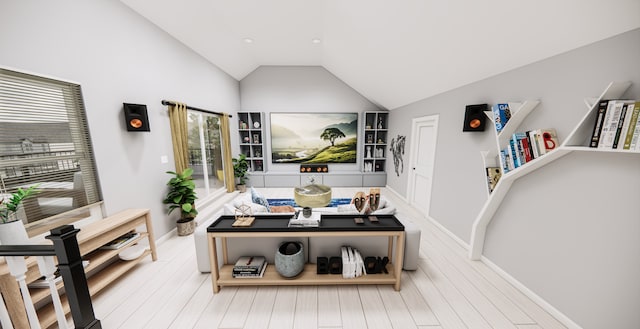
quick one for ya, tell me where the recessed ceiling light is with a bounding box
[243,38,254,44]
[311,38,321,44]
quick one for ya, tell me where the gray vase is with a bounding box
[275,241,305,278]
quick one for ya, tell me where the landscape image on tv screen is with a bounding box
[270,113,358,163]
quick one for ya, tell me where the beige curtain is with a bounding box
[168,102,189,174]
[220,114,235,192]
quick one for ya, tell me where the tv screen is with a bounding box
[270,113,358,163]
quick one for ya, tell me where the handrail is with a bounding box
[0,225,102,329]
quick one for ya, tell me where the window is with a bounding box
[0,68,102,231]
[187,111,226,198]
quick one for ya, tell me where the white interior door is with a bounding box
[407,115,438,217]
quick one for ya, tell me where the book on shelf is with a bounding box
[598,100,627,149]
[590,100,610,148]
[612,102,631,149]
[232,256,267,278]
[99,232,140,250]
[233,256,266,272]
[491,103,512,133]
[622,102,640,149]
[588,99,640,150]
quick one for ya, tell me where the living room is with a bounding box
[1,1,639,328]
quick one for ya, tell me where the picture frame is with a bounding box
[270,112,358,163]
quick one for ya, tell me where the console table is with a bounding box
[206,214,405,293]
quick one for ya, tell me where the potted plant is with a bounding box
[232,154,249,193]
[163,168,198,236]
[0,185,38,244]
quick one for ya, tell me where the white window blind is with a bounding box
[0,68,101,225]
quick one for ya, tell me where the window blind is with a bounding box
[0,68,101,224]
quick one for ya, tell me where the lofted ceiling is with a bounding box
[120,0,640,110]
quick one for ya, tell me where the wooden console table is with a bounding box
[207,214,405,293]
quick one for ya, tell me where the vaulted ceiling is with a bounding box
[121,0,640,109]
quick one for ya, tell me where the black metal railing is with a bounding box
[0,225,101,329]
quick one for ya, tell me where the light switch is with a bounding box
[160,155,168,164]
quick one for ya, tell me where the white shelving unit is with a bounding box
[363,111,389,173]
[237,112,265,172]
[469,81,634,260]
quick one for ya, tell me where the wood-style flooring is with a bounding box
[89,187,567,329]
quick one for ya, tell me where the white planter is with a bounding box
[0,219,30,245]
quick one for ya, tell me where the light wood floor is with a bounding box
[89,188,567,329]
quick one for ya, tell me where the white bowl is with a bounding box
[118,245,145,261]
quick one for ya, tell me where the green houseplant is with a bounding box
[163,168,198,236]
[232,154,249,193]
[0,185,38,223]
[0,185,38,244]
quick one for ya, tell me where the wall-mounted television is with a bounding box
[270,113,358,163]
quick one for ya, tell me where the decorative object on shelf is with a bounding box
[253,134,260,144]
[462,103,488,132]
[390,135,406,177]
[0,184,39,244]
[232,153,249,193]
[366,146,372,158]
[377,138,384,144]
[486,167,501,193]
[239,121,248,129]
[275,241,305,278]
[378,117,384,129]
[243,136,250,143]
[118,244,145,261]
[253,121,260,129]
[367,134,373,143]
[232,204,255,227]
[376,147,384,158]
[163,168,198,236]
[368,188,380,211]
[316,257,329,274]
[364,162,373,172]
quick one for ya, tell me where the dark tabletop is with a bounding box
[207,214,404,233]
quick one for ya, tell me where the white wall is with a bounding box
[239,66,382,173]
[389,28,640,329]
[0,0,240,238]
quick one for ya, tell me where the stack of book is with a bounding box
[590,100,640,150]
[288,211,321,228]
[341,246,366,279]
[232,256,267,278]
[499,128,558,173]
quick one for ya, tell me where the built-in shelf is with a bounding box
[469,81,635,260]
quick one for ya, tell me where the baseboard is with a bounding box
[385,185,469,251]
[480,255,583,329]
[385,185,579,328]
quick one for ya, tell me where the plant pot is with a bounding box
[236,184,247,193]
[0,219,30,245]
[275,241,305,278]
[176,218,196,236]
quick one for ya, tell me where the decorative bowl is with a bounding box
[294,184,332,208]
